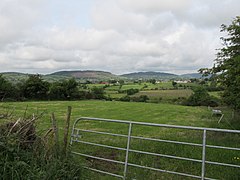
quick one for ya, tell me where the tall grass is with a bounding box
[0,111,83,180]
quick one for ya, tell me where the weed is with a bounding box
[0,111,83,180]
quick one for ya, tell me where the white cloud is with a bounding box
[43,27,122,51]
[0,0,239,74]
[118,0,191,14]
[0,0,46,45]
[91,0,149,33]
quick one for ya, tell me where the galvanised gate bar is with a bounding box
[70,117,240,180]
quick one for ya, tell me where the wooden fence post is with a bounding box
[51,112,59,154]
[64,106,72,156]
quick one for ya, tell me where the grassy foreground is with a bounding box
[1,100,239,179]
[0,100,227,132]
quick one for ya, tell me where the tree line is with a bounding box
[0,74,106,101]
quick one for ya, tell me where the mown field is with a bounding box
[1,100,239,179]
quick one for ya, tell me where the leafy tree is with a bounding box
[119,95,131,102]
[185,87,219,107]
[48,82,65,100]
[109,79,117,84]
[49,78,79,100]
[149,79,156,84]
[126,88,139,95]
[0,75,16,101]
[189,78,199,83]
[62,78,79,99]
[22,74,50,100]
[172,81,177,88]
[119,80,124,85]
[91,87,105,99]
[211,16,240,110]
[119,79,124,89]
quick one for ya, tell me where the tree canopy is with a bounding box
[0,75,15,101]
[22,74,50,100]
[201,16,240,110]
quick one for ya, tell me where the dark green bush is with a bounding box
[184,87,219,107]
[126,88,139,95]
[119,95,131,102]
[131,95,149,102]
[91,87,106,99]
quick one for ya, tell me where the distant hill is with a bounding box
[1,72,72,83]
[121,72,205,80]
[1,72,30,83]
[121,71,179,80]
[1,70,203,83]
[49,70,122,81]
[180,73,203,79]
[1,70,124,83]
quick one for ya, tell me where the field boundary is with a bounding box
[70,117,240,180]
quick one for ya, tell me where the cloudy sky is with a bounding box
[0,0,239,75]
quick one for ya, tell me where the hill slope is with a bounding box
[1,70,124,82]
[1,70,203,83]
[49,70,121,81]
[180,73,202,79]
[121,71,178,79]
[1,72,30,83]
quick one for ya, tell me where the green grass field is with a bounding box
[1,100,231,128]
[85,82,200,102]
[88,82,176,92]
[1,100,239,179]
[135,89,192,101]
[83,82,200,102]
[144,82,174,90]
[107,82,175,91]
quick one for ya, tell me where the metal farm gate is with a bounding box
[70,117,240,180]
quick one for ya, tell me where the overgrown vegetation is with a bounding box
[0,109,83,180]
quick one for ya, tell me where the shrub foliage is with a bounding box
[0,113,83,179]
[185,87,219,107]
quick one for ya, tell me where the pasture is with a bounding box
[135,89,193,102]
[1,100,239,179]
[85,81,203,103]
[0,100,228,128]
[86,81,176,92]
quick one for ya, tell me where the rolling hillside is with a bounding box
[1,70,124,83]
[49,70,121,81]
[1,70,202,83]
[121,72,203,80]
[121,71,179,80]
